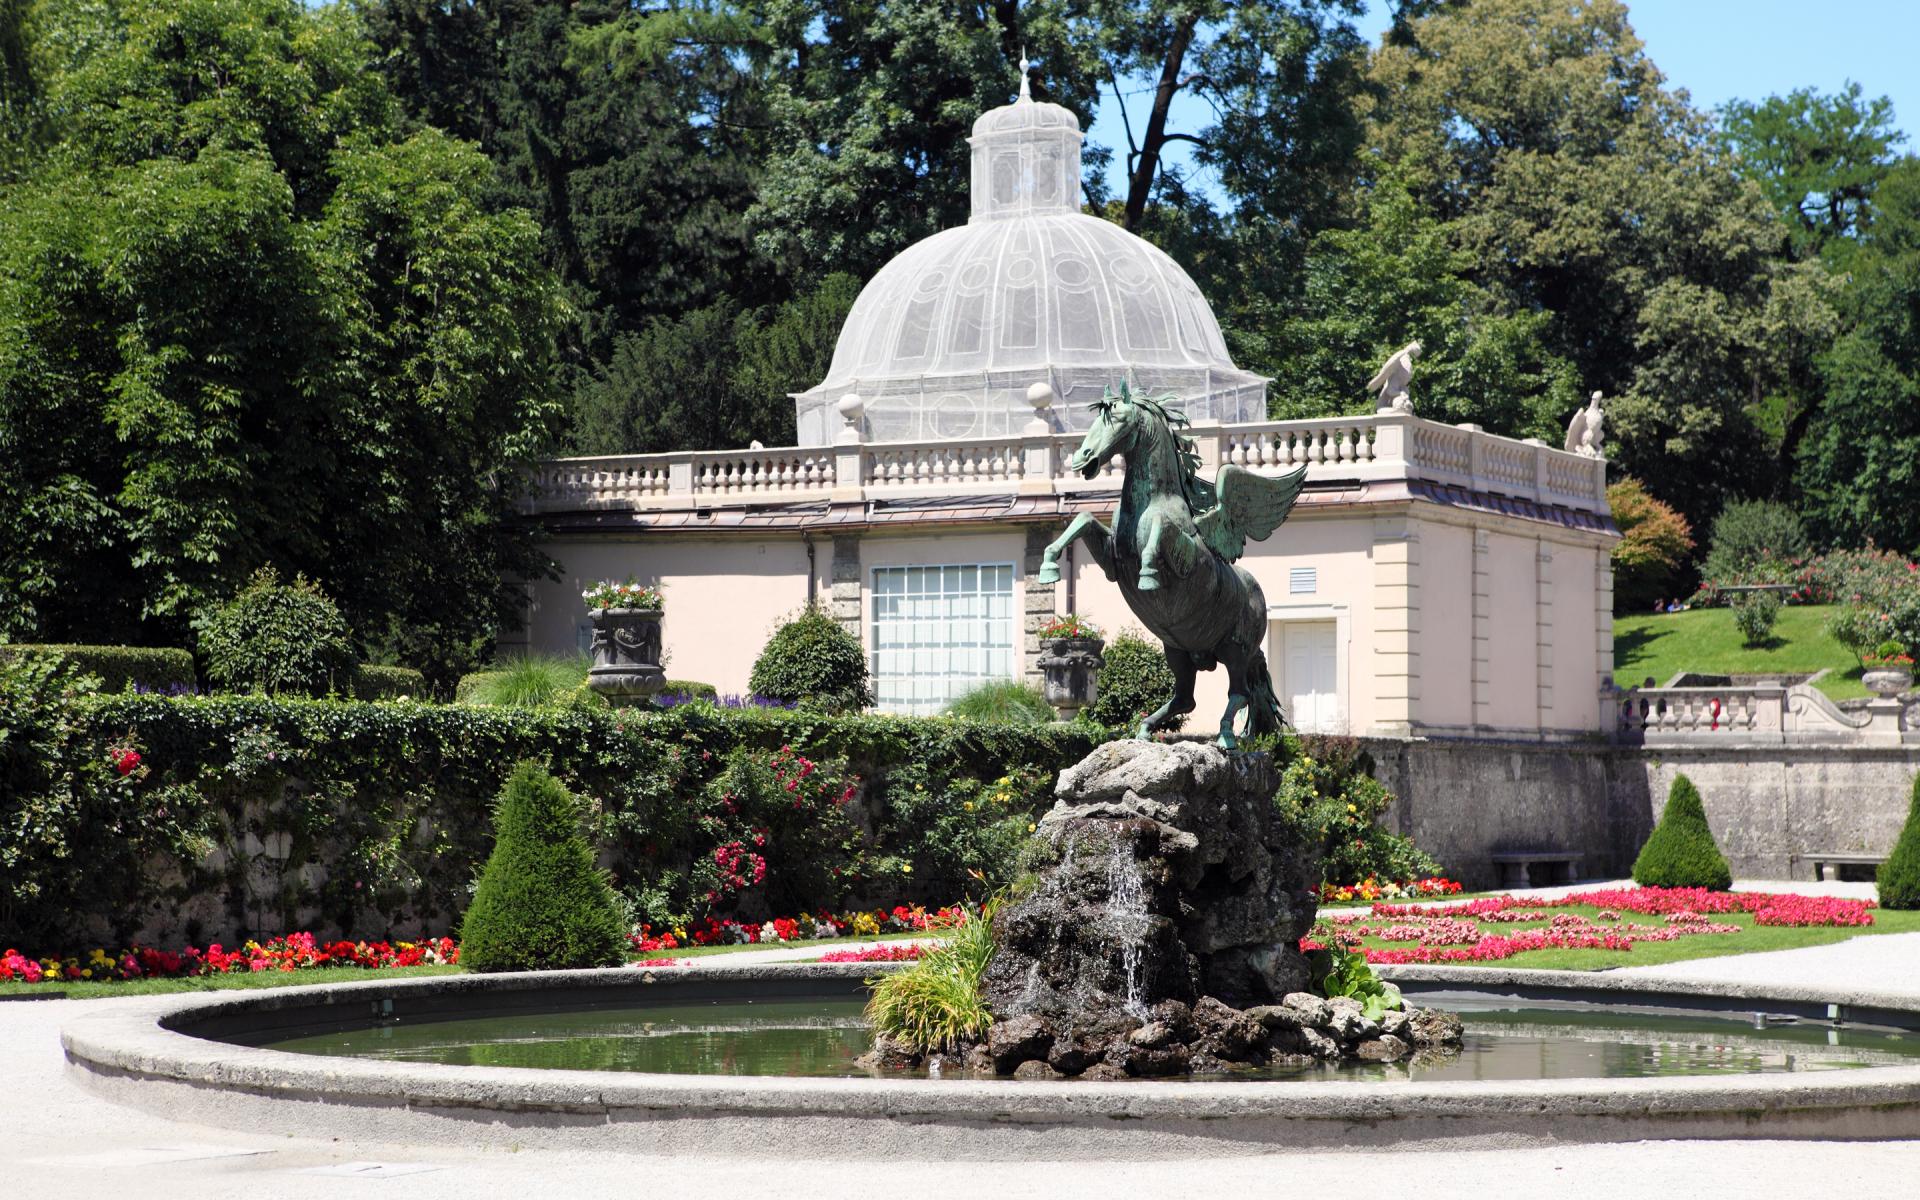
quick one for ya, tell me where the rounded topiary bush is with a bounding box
[1732,592,1781,646]
[199,567,357,696]
[1632,774,1733,890]
[458,762,629,972]
[748,605,873,711]
[1082,629,1176,732]
[1877,773,1920,910]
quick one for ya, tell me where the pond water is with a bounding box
[247,992,1920,1082]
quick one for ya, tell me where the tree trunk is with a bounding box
[1123,14,1197,232]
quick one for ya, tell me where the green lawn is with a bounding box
[1614,604,1868,700]
[1341,905,1920,972]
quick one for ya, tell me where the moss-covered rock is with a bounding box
[458,762,628,971]
[1632,774,1733,890]
[1877,773,1920,910]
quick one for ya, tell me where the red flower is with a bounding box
[112,749,141,776]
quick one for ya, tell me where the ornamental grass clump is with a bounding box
[460,654,589,707]
[864,909,995,1052]
[1632,774,1733,891]
[1877,773,1920,910]
[458,762,628,972]
[943,679,1055,725]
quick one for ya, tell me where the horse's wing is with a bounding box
[1195,464,1308,562]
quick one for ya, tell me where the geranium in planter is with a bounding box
[1035,614,1105,721]
[583,577,666,705]
[1863,641,1915,698]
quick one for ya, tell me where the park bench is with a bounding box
[1490,851,1582,889]
[1800,852,1884,883]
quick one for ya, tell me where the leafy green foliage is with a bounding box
[749,606,873,712]
[1607,479,1696,614]
[1733,592,1783,648]
[457,655,590,708]
[1307,940,1403,1021]
[693,745,861,916]
[458,762,628,972]
[1877,774,1920,910]
[0,645,196,694]
[1633,774,1733,891]
[348,664,425,701]
[1081,629,1176,731]
[1703,500,1810,588]
[198,569,358,697]
[1720,83,1905,264]
[1364,0,1788,528]
[1794,158,1920,553]
[0,652,208,946]
[865,909,995,1052]
[35,694,1093,943]
[1277,736,1442,885]
[944,680,1056,726]
[876,764,1053,904]
[0,0,564,684]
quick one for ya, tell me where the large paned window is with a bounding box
[870,564,1016,714]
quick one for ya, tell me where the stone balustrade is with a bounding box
[1609,681,1916,747]
[524,412,1610,515]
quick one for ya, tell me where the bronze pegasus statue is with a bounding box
[1036,384,1308,747]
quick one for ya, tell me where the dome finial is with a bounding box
[1018,49,1032,102]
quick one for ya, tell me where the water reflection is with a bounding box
[254,995,1918,1082]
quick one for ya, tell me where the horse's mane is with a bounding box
[1094,383,1210,510]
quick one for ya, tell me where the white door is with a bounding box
[1279,621,1339,732]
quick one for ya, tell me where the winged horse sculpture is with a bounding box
[1035,384,1309,747]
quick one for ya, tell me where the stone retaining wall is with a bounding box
[1360,737,1920,887]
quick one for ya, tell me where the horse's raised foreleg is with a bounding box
[1137,511,1165,591]
[1139,647,1197,739]
[1035,512,1113,584]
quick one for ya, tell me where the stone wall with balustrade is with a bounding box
[524,412,1609,515]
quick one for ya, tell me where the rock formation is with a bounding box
[867,740,1465,1078]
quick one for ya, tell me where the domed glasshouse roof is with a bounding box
[793,66,1267,446]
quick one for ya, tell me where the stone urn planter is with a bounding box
[1863,665,1913,698]
[1037,636,1104,721]
[586,608,665,706]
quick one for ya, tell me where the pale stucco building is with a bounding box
[514,76,1618,741]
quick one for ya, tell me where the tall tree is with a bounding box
[1361,0,1788,526]
[1794,156,1920,554]
[1720,83,1905,264]
[0,0,565,680]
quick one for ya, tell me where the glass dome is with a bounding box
[793,67,1268,446]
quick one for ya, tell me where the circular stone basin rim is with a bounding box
[60,963,1920,1157]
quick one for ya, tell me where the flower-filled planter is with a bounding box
[1863,643,1914,698]
[1035,615,1104,721]
[584,579,666,706]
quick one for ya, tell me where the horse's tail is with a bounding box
[1244,650,1286,738]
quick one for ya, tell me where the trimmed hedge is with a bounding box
[21,695,1095,946]
[0,644,196,694]
[750,606,873,711]
[1632,774,1733,890]
[350,665,426,701]
[459,763,628,971]
[1878,774,1920,910]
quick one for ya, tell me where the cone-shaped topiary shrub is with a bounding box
[459,762,629,971]
[1877,773,1920,910]
[1632,774,1733,890]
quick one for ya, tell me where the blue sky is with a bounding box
[1084,0,1917,201]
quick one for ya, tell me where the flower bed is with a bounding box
[819,944,927,963]
[630,903,967,953]
[1,932,458,984]
[1319,876,1463,904]
[1318,887,1876,965]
